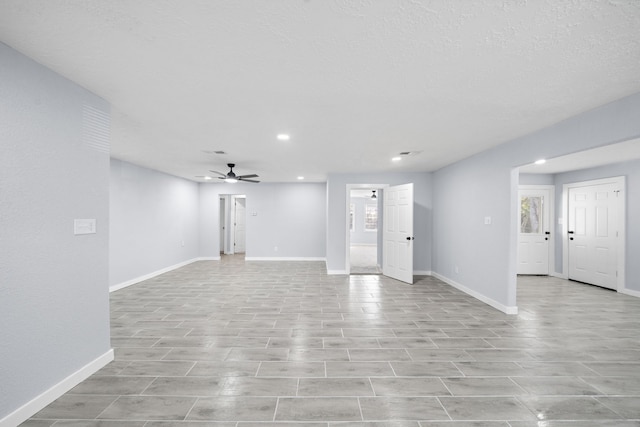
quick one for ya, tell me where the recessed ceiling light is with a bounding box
[297,176,305,180]
[277,134,290,141]
[392,157,402,161]
[204,176,212,180]
[534,159,546,165]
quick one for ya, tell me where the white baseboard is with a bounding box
[0,349,114,427]
[327,270,348,275]
[110,258,202,292]
[244,257,326,261]
[620,287,640,298]
[431,272,518,315]
[197,256,220,261]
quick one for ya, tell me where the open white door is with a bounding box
[383,183,414,284]
[568,181,620,289]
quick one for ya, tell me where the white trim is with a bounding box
[244,257,326,261]
[562,176,626,291]
[327,270,348,275]
[198,256,220,261]
[620,287,640,298]
[109,258,202,292]
[432,272,518,315]
[0,349,114,427]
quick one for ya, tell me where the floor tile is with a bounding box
[275,397,362,421]
[298,378,375,396]
[326,361,395,377]
[370,378,450,396]
[258,361,326,377]
[517,396,621,420]
[359,397,449,421]
[98,395,197,420]
[439,396,536,421]
[441,377,525,396]
[32,395,118,419]
[511,376,600,395]
[186,396,278,421]
[390,362,462,377]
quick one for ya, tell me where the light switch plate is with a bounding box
[74,219,96,235]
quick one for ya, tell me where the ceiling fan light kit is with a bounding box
[210,163,260,183]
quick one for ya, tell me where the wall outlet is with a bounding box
[484,216,492,225]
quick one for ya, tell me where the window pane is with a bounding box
[520,196,543,234]
[365,205,377,231]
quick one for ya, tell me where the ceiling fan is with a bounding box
[210,163,260,183]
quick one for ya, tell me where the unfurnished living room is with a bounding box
[2,2,640,426]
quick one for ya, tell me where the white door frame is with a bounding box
[345,184,388,275]
[561,176,626,290]
[219,197,226,254]
[517,185,555,275]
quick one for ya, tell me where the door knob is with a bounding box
[406,237,414,241]
[545,231,550,235]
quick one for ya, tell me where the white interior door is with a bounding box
[383,183,414,284]
[234,198,246,253]
[568,182,619,289]
[517,187,551,275]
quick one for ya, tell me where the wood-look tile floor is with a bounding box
[22,256,640,426]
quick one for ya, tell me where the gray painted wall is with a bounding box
[199,182,326,258]
[0,43,111,419]
[326,172,432,273]
[433,92,640,310]
[349,196,378,245]
[552,159,640,291]
[109,159,200,287]
[519,173,554,185]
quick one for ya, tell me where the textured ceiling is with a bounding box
[1,0,640,182]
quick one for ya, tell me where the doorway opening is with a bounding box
[348,187,382,274]
[219,194,247,257]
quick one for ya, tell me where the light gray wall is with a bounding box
[519,173,554,185]
[326,172,432,273]
[552,159,640,291]
[0,43,111,419]
[432,92,640,310]
[199,182,326,258]
[110,159,200,287]
[350,196,378,245]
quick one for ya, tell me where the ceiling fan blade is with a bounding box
[237,174,259,179]
[239,178,260,183]
[209,170,227,177]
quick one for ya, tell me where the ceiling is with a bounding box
[1,1,640,183]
